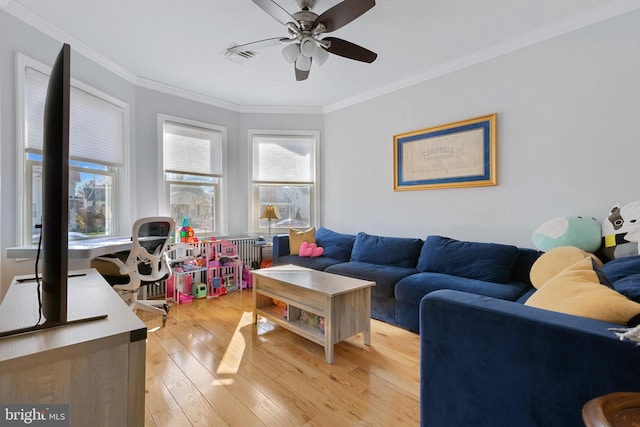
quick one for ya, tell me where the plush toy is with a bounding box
[531,216,601,253]
[299,241,324,257]
[601,201,640,260]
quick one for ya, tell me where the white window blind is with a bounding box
[164,121,222,176]
[24,66,125,166]
[254,135,314,182]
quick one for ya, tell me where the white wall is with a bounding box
[322,10,640,248]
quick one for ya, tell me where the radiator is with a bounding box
[228,237,262,269]
[142,281,166,299]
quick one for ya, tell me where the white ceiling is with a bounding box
[3,0,638,111]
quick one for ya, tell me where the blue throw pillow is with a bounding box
[417,235,519,283]
[350,232,423,268]
[315,227,356,261]
[601,255,640,282]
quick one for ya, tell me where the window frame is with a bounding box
[157,114,228,236]
[249,129,320,235]
[16,52,130,245]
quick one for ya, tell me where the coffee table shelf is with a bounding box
[252,265,375,364]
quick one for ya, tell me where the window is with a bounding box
[160,116,226,236]
[18,54,128,244]
[250,130,320,234]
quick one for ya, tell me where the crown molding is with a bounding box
[136,77,323,114]
[136,77,241,112]
[2,0,138,83]
[323,0,640,113]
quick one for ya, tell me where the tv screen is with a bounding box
[41,43,70,325]
[0,43,107,339]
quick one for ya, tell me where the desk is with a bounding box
[6,236,133,259]
[0,268,146,426]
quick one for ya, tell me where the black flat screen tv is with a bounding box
[0,43,106,338]
[41,42,71,325]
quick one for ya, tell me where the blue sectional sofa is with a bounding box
[419,289,640,426]
[272,227,541,332]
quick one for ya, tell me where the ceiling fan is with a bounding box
[226,0,377,81]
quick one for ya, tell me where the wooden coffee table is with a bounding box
[251,265,375,364]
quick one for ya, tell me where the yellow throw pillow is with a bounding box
[529,246,601,289]
[525,257,640,325]
[289,227,316,255]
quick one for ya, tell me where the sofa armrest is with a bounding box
[271,234,290,263]
[419,290,640,427]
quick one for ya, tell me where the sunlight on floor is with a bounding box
[215,310,254,375]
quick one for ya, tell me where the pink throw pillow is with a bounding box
[299,241,324,257]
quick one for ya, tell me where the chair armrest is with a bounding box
[93,254,128,276]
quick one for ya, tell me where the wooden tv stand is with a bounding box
[0,269,147,426]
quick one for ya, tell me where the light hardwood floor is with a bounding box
[137,288,421,427]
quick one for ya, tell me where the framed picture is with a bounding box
[393,113,497,191]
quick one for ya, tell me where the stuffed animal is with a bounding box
[532,216,601,253]
[601,201,640,259]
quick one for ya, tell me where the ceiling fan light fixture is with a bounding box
[314,46,329,66]
[282,43,301,63]
[299,37,317,57]
[234,0,378,80]
[296,55,312,71]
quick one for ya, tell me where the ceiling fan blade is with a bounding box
[226,37,290,54]
[251,0,296,26]
[324,37,377,63]
[316,0,375,33]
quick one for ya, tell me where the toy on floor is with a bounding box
[601,201,640,260]
[531,215,601,252]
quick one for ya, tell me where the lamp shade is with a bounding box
[260,205,280,221]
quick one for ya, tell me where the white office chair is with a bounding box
[92,216,175,326]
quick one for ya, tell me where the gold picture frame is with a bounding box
[393,113,497,191]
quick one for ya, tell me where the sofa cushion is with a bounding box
[314,227,356,262]
[613,274,640,303]
[526,257,640,326]
[325,261,416,298]
[289,227,316,255]
[417,235,519,283]
[601,255,640,282]
[350,232,423,268]
[396,272,530,305]
[510,248,543,285]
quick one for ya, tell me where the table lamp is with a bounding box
[260,205,280,237]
